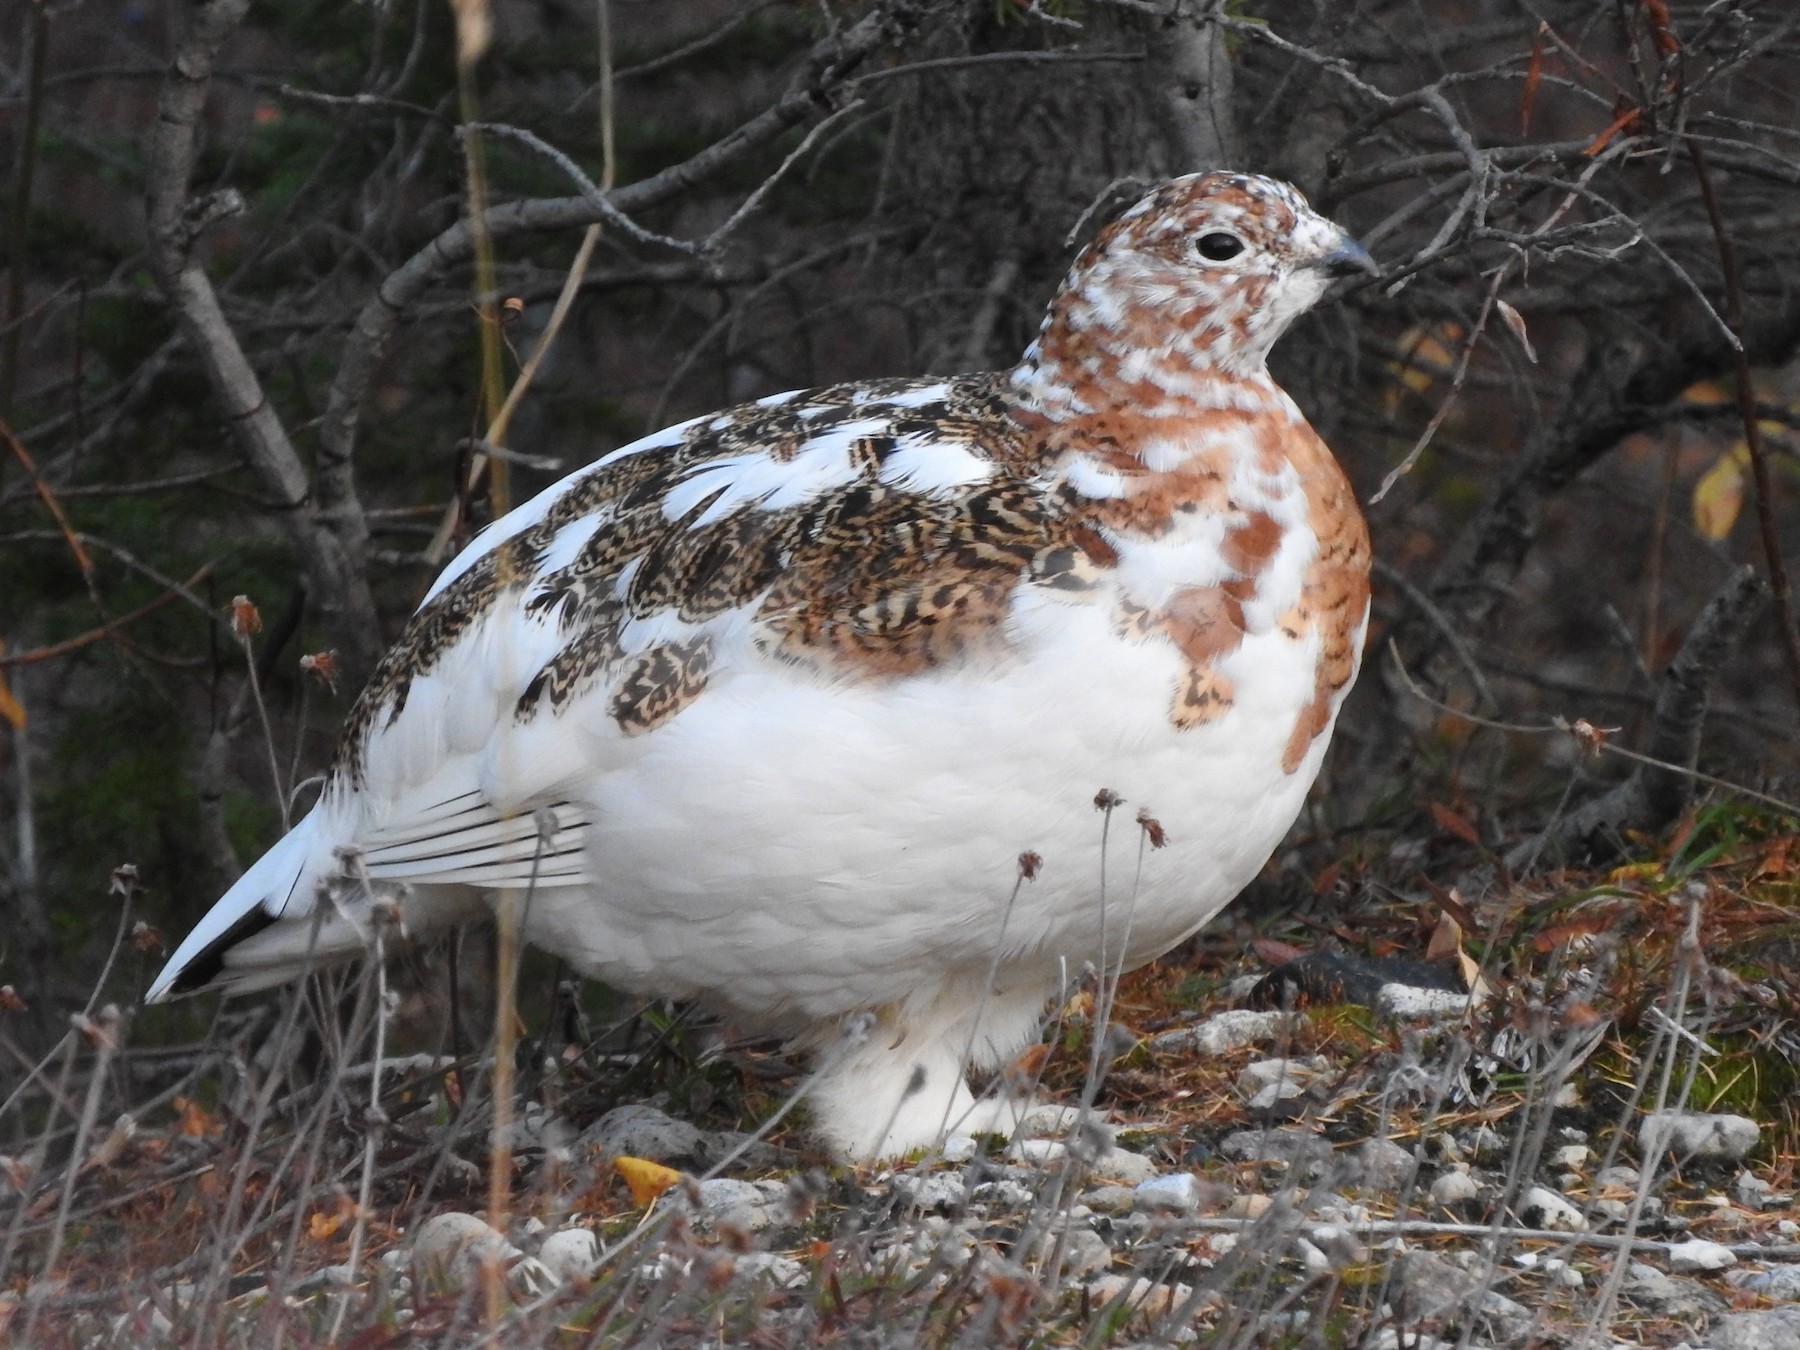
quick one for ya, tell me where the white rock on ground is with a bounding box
[1134,1173,1203,1213]
[1639,1110,1761,1163]
[1430,1171,1480,1208]
[537,1228,601,1283]
[1006,1138,1067,1164]
[1358,1138,1418,1193]
[410,1211,559,1299]
[577,1103,706,1164]
[1667,1239,1737,1274]
[690,1178,790,1233]
[1709,1305,1800,1350]
[1236,1058,1324,1099]
[1739,1266,1800,1301]
[1520,1186,1587,1231]
[1088,1148,1159,1185]
[1148,1010,1302,1056]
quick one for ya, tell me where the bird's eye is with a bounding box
[1195,232,1244,262]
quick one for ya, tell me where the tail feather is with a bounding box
[146,816,324,1002]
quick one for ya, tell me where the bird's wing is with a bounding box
[149,372,1099,998]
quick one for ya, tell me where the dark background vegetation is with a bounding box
[2,0,1798,1057]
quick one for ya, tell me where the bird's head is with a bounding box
[1017,172,1376,407]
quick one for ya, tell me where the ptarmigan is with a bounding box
[149,171,1376,1161]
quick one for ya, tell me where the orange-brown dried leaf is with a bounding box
[1426,800,1482,846]
[613,1155,683,1207]
[1253,937,1306,967]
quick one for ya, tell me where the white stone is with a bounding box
[1430,1171,1480,1207]
[940,1134,978,1163]
[1134,1173,1203,1213]
[692,1178,788,1232]
[896,1174,968,1212]
[734,1253,808,1288]
[1248,1081,1308,1112]
[1552,1144,1590,1169]
[1668,1239,1737,1274]
[1088,1148,1158,1185]
[1236,1058,1323,1098]
[412,1212,519,1294]
[1521,1186,1587,1231]
[1375,986,1471,1019]
[537,1228,600,1283]
[1640,1111,1761,1163]
[1149,1010,1303,1056]
[1006,1138,1067,1164]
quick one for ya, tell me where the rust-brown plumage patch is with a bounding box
[1280,431,1371,772]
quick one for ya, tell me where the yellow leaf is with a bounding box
[0,641,21,731]
[613,1155,682,1207]
[1678,379,1731,406]
[307,1209,344,1241]
[1692,444,1749,541]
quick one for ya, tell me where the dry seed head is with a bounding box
[299,650,340,693]
[229,594,262,639]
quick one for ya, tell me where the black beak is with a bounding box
[1314,235,1379,280]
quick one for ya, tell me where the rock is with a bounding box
[1149,1010,1302,1056]
[1740,1266,1800,1302]
[1057,1227,1113,1278]
[1236,1058,1325,1099]
[1737,1171,1780,1209]
[1006,1137,1067,1164]
[1134,1173,1203,1213]
[1668,1238,1737,1273]
[1088,1148,1159,1185]
[1639,1110,1760,1163]
[971,1178,1035,1208]
[1550,1143,1590,1170]
[1244,1080,1307,1115]
[412,1212,519,1295]
[1621,1263,1728,1319]
[1430,1171,1480,1208]
[1519,1186,1586,1231]
[1711,1305,1800,1350]
[1219,1127,1332,1177]
[1079,1185,1138,1215]
[940,1134,978,1163]
[895,1174,969,1213]
[1357,1138,1417,1193]
[690,1178,789,1233]
[1393,1251,1532,1346]
[577,1104,707,1166]
[1595,1165,1640,1190]
[1467,1125,1505,1162]
[537,1228,600,1283]
[1293,1237,1333,1274]
[1376,986,1471,1019]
